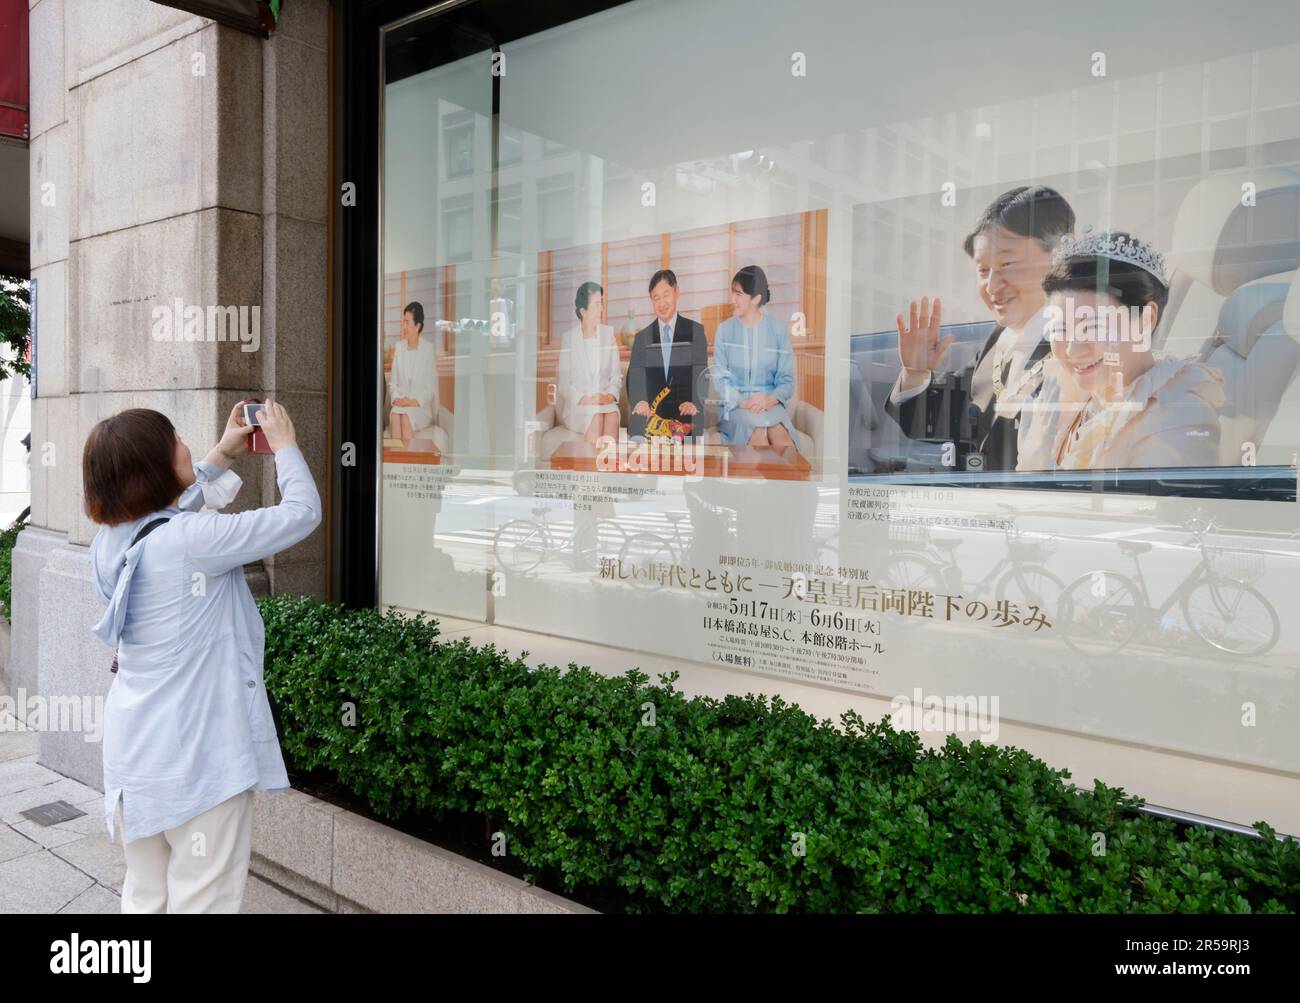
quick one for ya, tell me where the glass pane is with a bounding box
[375,0,1300,781]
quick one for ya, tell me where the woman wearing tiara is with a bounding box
[558,281,623,445]
[1035,229,1225,470]
[712,265,801,454]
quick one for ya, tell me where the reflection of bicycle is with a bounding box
[878,506,1064,616]
[619,513,691,589]
[493,506,627,573]
[1058,515,1279,658]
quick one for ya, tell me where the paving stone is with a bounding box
[0,823,43,865]
[58,883,122,915]
[9,816,88,850]
[12,794,105,847]
[0,849,94,912]
[0,759,70,797]
[51,830,126,894]
[0,725,40,764]
[0,777,103,825]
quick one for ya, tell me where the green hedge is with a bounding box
[0,517,25,622]
[258,594,1300,913]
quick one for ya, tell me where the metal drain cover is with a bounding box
[20,800,86,826]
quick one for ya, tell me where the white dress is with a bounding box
[389,337,440,434]
[558,323,622,435]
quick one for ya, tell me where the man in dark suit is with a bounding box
[627,269,708,440]
[885,186,1075,472]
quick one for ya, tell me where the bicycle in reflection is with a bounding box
[618,511,696,589]
[877,504,1065,620]
[493,504,628,574]
[1057,513,1280,658]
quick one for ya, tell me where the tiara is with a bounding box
[1053,226,1169,286]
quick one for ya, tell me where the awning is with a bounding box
[149,0,281,37]
[0,0,28,141]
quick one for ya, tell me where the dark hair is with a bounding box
[1041,231,1169,317]
[963,186,1076,258]
[83,409,188,526]
[648,269,678,294]
[574,281,604,321]
[731,265,771,306]
[403,301,425,332]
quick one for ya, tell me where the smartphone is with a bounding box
[240,399,273,455]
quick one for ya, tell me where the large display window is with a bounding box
[367,0,1300,779]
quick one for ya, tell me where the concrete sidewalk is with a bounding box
[0,715,323,914]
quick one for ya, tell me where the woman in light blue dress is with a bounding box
[712,264,800,454]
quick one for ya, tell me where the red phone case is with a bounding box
[241,399,273,455]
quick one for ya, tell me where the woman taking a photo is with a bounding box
[84,399,321,913]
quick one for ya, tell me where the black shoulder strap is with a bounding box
[131,517,170,548]
[111,517,171,674]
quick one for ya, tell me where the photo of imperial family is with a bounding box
[532,211,827,479]
[848,174,1300,499]
[380,267,457,465]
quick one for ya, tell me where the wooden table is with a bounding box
[549,441,812,480]
[382,436,442,465]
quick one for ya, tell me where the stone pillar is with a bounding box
[258,0,329,597]
[18,0,330,788]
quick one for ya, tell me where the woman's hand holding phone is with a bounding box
[258,400,298,453]
[217,401,257,460]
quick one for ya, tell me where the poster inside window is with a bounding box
[377,0,1300,778]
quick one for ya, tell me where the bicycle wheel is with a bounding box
[574,519,628,569]
[994,564,1066,632]
[1182,577,1280,658]
[1059,571,1145,655]
[493,520,548,574]
[619,532,675,588]
[878,552,941,591]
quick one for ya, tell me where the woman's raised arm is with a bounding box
[183,404,319,575]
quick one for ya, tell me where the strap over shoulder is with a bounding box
[109,517,172,674]
[131,517,171,548]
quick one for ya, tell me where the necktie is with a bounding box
[662,323,673,379]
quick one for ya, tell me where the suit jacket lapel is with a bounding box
[970,327,1006,412]
[974,325,1004,367]
[1026,336,1052,365]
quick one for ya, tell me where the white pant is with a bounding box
[116,789,254,914]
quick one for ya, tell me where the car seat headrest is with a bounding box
[1216,272,1297,357]
[1286,266,1300,338]
[1170,169,1300,293]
